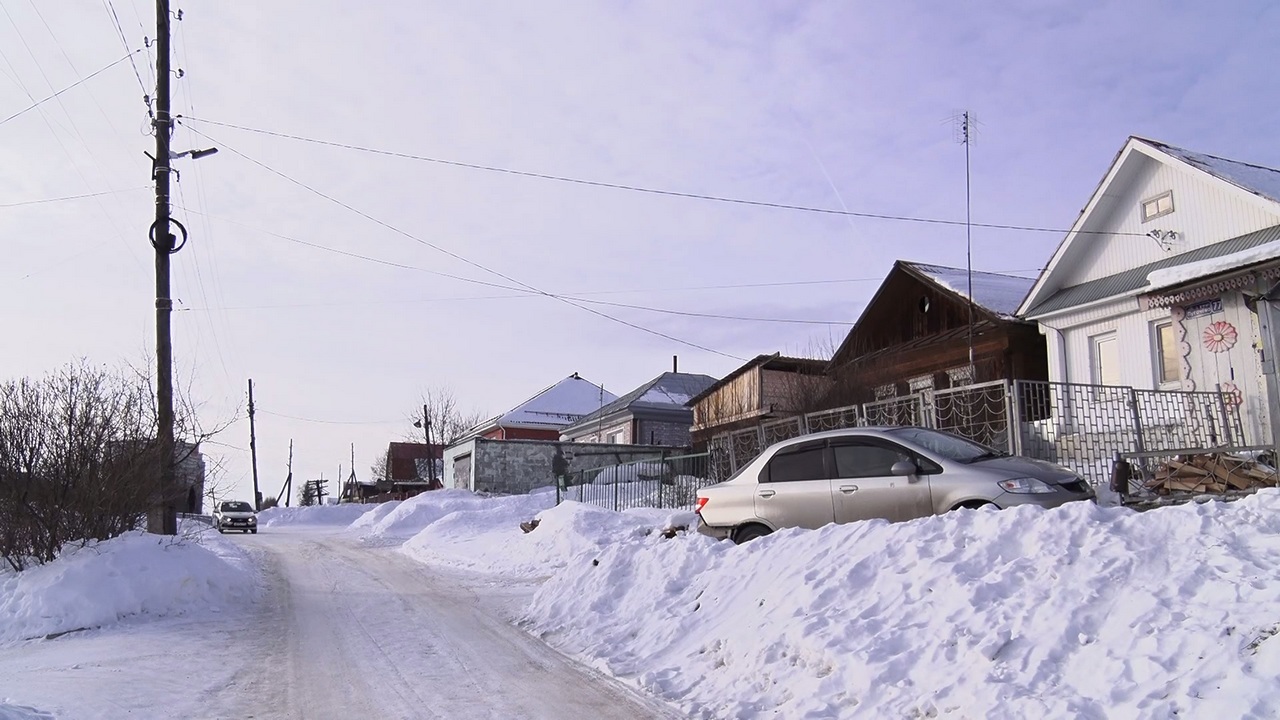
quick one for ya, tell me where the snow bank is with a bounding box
[522,493,1280,719]
[354,490,508,541]
[346,499,402,533]
[0,528,257,645]
[0,702,54,720]
[258,503,379,528]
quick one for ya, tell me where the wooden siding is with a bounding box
[692,366,761,430]
[1062,152,1280,289]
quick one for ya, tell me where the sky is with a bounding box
[2,1,1278,505]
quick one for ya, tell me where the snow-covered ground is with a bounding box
[5,489,1280,718]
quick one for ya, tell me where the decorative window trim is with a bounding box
[1141,190,1175,222]
[874,383,897,401]
[907,374,934,393]
[945,365,975,387]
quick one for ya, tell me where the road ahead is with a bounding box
[0,529,678,720]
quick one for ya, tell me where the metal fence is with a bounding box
[555,452,714,512]
[707,379,1244,490]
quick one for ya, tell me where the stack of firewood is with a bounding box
[1146,453,1278,494]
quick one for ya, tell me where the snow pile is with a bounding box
[346,499,402,534]
[1146,239,1280,291]
[353,490,537,542]
[0,529,257,645]
[520,493,1280,719]
[258,503,379,528]
[402,499,689,578]
[906,262,1034,317]
[0,703,54,720]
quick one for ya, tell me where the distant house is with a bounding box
[455,373,616,442]
[688,353,830,445]
[1020,136,1280,446]
[826,260,1047,404]
[560,371,718,446]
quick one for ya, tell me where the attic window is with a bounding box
[1141,191,1174,222]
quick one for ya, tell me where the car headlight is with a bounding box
[998,477,1056,494]
[248,517,257,524]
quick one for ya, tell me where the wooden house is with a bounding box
[826,261,1048,404]
[688,353,830,445]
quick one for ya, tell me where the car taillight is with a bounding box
[695,496,708,513]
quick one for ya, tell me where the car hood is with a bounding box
[968,455,1081,483]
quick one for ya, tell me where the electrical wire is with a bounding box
[0,186,149,208]
[179,115,1151,238]
[0,50,136,126]
[174,207,857,324]
[182,125,748,361]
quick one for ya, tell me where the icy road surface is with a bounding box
[0,528,677,720]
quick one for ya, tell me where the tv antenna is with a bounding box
[952,110,979,368]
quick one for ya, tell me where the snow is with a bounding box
[637,387,694,406]
[343,488,1280,718]
[258,502,379,527]
[906,262,1035,317]
[0,524,257,646]
[10,487,1280,717]
[1145,239,1280,291]
[1156,142,1280,205]
[498,375,618,428]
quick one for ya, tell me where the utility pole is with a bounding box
[414,404,434,485]
[148,0,177,535]
[954,110,978,371]
[248,379,262,510]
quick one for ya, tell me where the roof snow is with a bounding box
[1146,238,1280,291]
[1144,139,1280,205]
[496,375,617,429]
[904,262,1036,318]
[567,372,718,430]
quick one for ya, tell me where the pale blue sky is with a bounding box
[2,1,1277,502]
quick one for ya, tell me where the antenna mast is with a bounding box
[953,110,978,369]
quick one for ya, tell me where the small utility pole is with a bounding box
[149,0,177,535]
[248,379,262,510]
[954,110,978,370]
[414,403,435,485]
[283,440,293,507]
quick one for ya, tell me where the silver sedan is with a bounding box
[696,426,1095,543]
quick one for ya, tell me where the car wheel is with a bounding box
[951,500,996,512]
[250,529,257,534]
[216,526,224,534]
[733,523,772,544]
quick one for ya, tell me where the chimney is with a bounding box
[672,355,678,373]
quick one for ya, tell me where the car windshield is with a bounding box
[886,427,1004,463]
[221,501,253,513]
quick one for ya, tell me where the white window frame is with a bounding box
[1090,332,1120,387]
[945,365,975,388]
[907,373,934,393]
[874,383,897,401]
[606,430,623,445]
[1151,320,1181,389]
[1141,190,1175,222]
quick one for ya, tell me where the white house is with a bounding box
[1019,137,1280,448]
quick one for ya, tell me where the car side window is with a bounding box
[831,441,912,479]
[763,443,828,483]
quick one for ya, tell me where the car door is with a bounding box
[754,439,835,530]
[830,439,933,523]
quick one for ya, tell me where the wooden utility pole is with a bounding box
[248,379,262,510]
[148,0,177,535]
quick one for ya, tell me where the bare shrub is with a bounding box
[0,362,194,570]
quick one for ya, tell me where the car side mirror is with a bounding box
[890,460,917,477]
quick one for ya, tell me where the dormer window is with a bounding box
[1141,190,1174,222]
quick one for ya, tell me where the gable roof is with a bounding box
[1019,137,1280,317]
[561,372,718,436]
[829,260,1035,368]
[900,261,1035,318]
[458,374,616,442]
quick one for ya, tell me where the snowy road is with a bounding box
[0,529,677,720]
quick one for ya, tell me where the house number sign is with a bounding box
[1183,298,1222,319]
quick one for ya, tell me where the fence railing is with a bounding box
[555,452,714,512]
[707,379,1244,490]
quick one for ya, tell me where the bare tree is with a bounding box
[409,387,486,447]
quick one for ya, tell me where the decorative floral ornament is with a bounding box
[1203,321,1238,353]
[1220,381,1243,406]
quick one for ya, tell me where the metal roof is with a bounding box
[1024,224,1280,317]
[560,372,718,435]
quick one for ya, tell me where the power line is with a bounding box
[258,409,403,426]
[179,115,1150,238]
[1,186,149,208]
[102,0,152,110]
[182,125,747,361]
[0,50,136,126]
[175,207,856,324]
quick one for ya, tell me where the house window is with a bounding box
[1153,321,1180,386]
[874,383,897,401]
[1090,333,1120,386]
[908,374,934,393]
[1141,190,1174,222]
[606,431,623,444]
[946,365,974,387]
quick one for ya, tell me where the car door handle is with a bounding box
[839,485,859,494]
[757,489,776,499]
